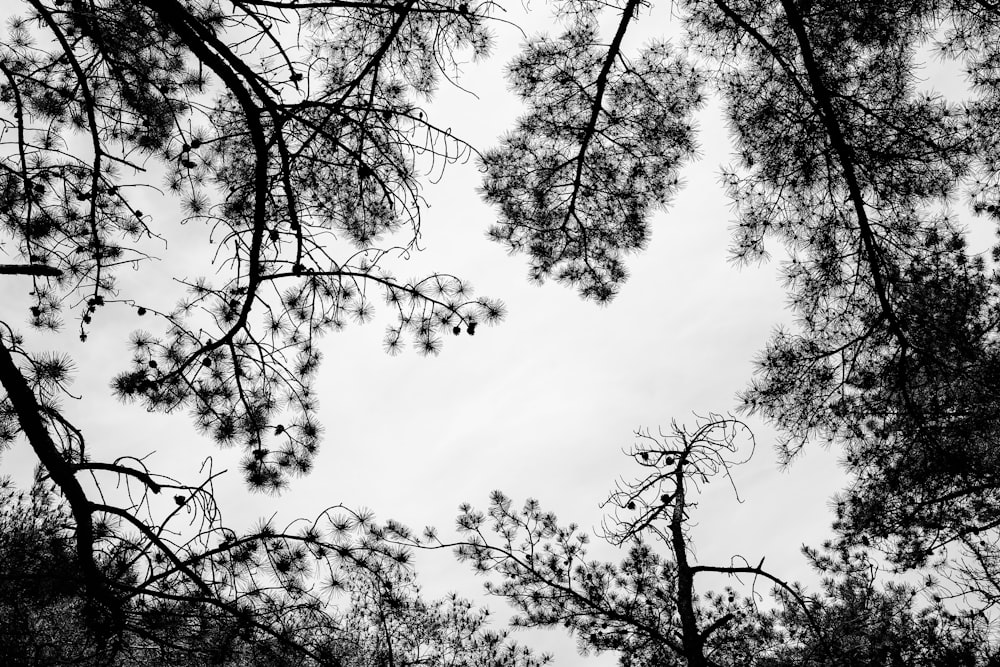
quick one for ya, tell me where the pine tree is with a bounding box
[0,0,510,660]
[8,0,1000,661]
[417,418,993,666]
[486,0,1000,587]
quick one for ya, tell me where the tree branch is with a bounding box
[0,337,116,622]
[0,263,62,277]
[776,0,909,349]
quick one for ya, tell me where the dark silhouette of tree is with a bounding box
[390,417,995,665]
[394,417,798,666]
[0,477,107,665]
[481,0,1000,595]
[480,2,705,301]
[7,0,1000,661]
[1,0,505,489]
[762,545,991,667]
[0,0,513,661]
[0,476,550,666]
[683,0,1000,580]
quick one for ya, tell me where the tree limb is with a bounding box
[0,337,117,623]
[0,263,62,277]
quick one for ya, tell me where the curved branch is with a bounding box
[75,462,163,493]
[691,560,821,636]
[136,0,270,363]
[0,338,116,619]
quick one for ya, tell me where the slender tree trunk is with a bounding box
[0,338,119,634]
[670,457,707,667]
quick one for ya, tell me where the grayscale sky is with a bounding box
[4,1,971,662]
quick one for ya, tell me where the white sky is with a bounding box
[10,0,973,663]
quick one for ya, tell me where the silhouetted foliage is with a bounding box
[683,0,1000,576]
[0,0,505,490]
[0,476,549,666]
[0,0,514,661]
[481,3,704,300]
[486,0,1000,590]
[471,0,1000,594]
[7,0,1000,662]
[396,418,996,666]
[395,418,779,666]
[763,545,992,667]
[0,478,109,666]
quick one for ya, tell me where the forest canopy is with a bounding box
[3,0,1000,664]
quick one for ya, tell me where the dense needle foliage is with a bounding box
[5,0,1000,663]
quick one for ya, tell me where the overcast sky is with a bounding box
[7,1,957,663]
